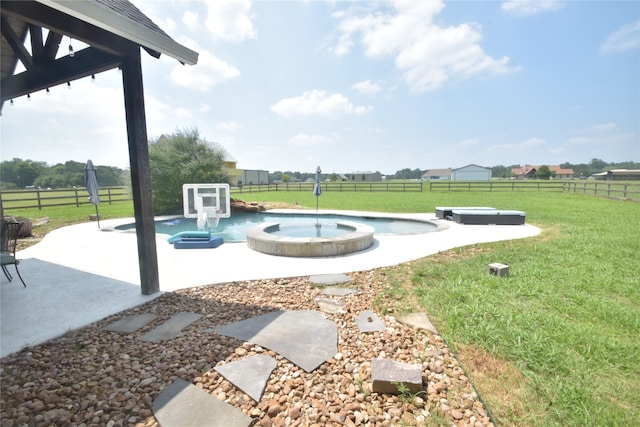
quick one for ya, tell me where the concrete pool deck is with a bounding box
[0,210,540,358]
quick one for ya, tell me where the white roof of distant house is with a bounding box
[209,141,237,163]
[423,168,452,176]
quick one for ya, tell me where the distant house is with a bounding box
[592,169,640,181]
[511,165,574,179]
[208,141,269,186]
[421,168,452,181]
[239,169,269,186]
[347,171,383,182]
[452,164,492,181]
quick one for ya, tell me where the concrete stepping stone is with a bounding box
[371,358,423,395]
[309,273,351,286]
[103,313,157,332]
[215,354,277,402]
[396,312,438,335]
[356,310,385,333]
[314,297,346,314]
[153,378,251,427]
[140,312,202,343]
[215,310,337,372]
[321,286,358,297]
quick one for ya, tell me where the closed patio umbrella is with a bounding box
[84,159,101,229]
[313,166,322,213]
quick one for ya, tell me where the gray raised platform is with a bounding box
[435,206,495,219]
[452,209,525,225]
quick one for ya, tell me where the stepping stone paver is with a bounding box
[396,312,438,335]
[153,378,252,427]
[103,314,157,332]
[321,286,358,297]
[371,358,423,395]
[140,312,202,343]
[215,310,337,372]
[215,354,277,402]
[309,273,351,286]
[314,297,346,314]
[356,310,385,332]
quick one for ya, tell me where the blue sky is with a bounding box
[1,0,639,175]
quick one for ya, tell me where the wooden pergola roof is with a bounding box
[1,0,199,294]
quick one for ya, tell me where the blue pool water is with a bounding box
[115,212,437,241]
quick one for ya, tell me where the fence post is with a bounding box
[37,189,42,210]
[74,187,80,207]
[108,188,113,204]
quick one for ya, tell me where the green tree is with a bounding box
[0,158,46,188]
[149,128,229,214]
[536,165,555,180]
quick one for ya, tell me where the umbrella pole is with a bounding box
[95,205,101,229]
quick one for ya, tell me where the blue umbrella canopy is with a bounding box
[84,160,101,228]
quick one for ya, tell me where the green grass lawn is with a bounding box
[237,190,640,426]
[6,189,639,425]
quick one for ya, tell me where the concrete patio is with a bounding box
[0,210,540,358]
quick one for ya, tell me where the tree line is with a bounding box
[0,159,128,190]
[270,159,639,182]
[2,135,637,193]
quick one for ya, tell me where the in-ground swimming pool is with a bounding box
[115,211,439,242]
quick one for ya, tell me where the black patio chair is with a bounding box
[1,221,27,287]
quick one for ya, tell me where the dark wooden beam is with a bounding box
[1,15,33,70]
[1,1,137,57]
[1,48,120,102]
[120,49,160,295]
[43,31,63,62]
[28,24,43,65]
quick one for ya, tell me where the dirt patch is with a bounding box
[455,343,547,426]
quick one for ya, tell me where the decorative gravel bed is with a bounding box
[0,271,493,427]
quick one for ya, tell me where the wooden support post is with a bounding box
[121,50,160,295]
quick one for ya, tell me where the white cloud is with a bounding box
[182,10,199,29]
[216,121,241,131]
[601,21,640,54]
[288,133,341,146]
[567,122,632,147]
[488,137,546,151]
[569,122,617,134]
[353,80,381,95]
[332,0,517,92]
[205,0,256,42]
[588,122,617,133]
[170,49,240,91]
[270,90,372,118]
[501,0,563,16]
